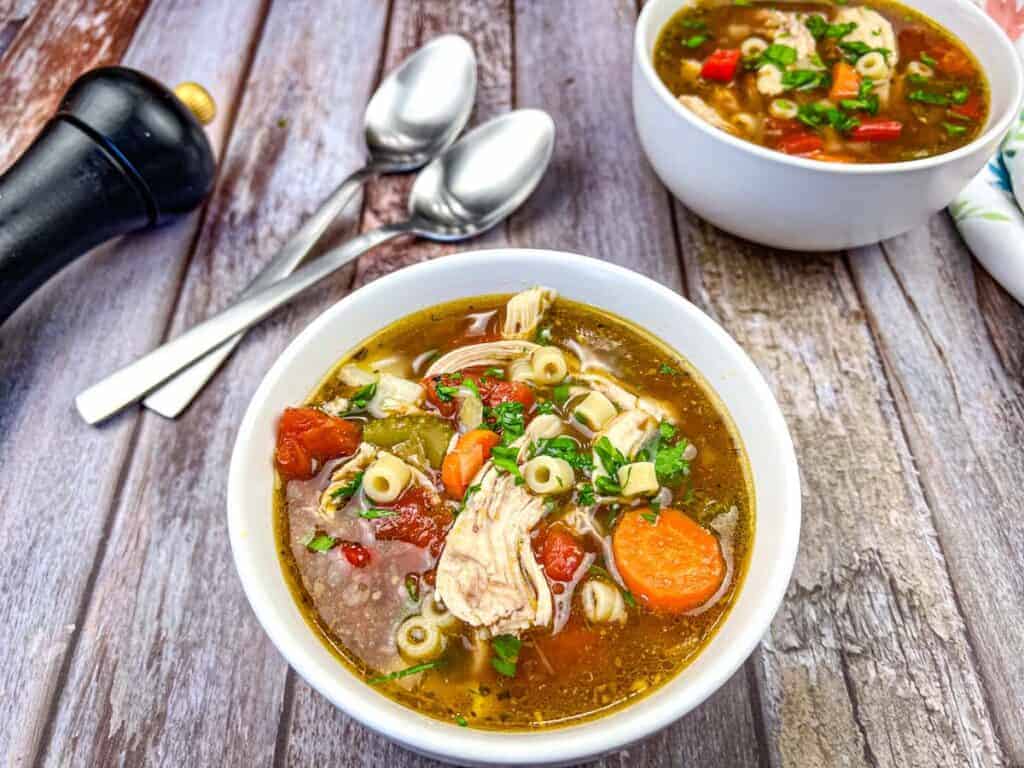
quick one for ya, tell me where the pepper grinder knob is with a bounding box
[0,66,218,325]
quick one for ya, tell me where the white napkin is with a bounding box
[953,0,1024,303]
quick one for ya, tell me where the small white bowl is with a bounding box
[633,0,1024,251]
[228,250,800,766]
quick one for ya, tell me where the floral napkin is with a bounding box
[952,0,1024,303]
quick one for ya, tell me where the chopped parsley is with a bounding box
[681,17,707,30]
[483,367,505,380]
[654,439,691,486]
[535,400,556,415]
[804,15,857,40]
[576,483,596,507]
[461,377,480,397]
[943,122,968,136]
[530,435,593,471]
[622,590,637,608]
[491,634,522,678]
[534,326,552,344]
[486,401,526,444]
[458,483,482,514]
[760,43,797,70]
[359,507,396,520]
[839,78,880,115]
[641,506,661,525]
[797,103,859,133]
[950,86,970,105]
[491,444,524,484]
[908,89,950,106]
[920,51,938,68]
[368,660,443,685]
[781,69,831,92]
[434,382,460,402]
[658,363,679,376]
[330,471,363,501]
[302,532,338,552]
[454,715,469,727]
[684,34,709,48]
[552,383,571,404]
[659,421,677,441]
[346,382,377,412]
[838,41,890,64]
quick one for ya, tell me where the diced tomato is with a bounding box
[422,568,437,587]
[777,132,825,156]
[763,117,803,141]
[374,486,453,556]
[898,28,929,62]
[700,49,741,82]
[275,407,362,480]
[850,119,903,142]
[950,93,983,121]
[934,45,974,77]
[341,541,371,568]
[485,381,535,411]
[536,525,585,582]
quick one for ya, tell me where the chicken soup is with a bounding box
[654,0,989,162]
[273,289,753,729]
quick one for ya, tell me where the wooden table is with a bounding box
[2,1,1022,766]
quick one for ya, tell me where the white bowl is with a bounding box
[228,249,801,766]
[633,0,1024,251]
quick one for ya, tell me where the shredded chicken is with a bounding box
[513,413,563,462]
[678,95,739,135]
[318,443,378,519]
[367,374,424,419]
[502,287,557,340]
[425,341,540,378]
[832,7,897,66]
[771,11,819,66]
[578,370,675,423]
[435,466,553,635]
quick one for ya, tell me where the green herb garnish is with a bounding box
[654,439,691,486]
[908,89,950,106]
[454,715,469,727]
[684,34,709,48]
[838,41,890,63]
[805,15,857,40]
[534,326,552,344]
[347,382,377,412]
[405,574,420,602]
[368,660,443,684]
[839,78,879,114]
[490,634,522,678]
[491,444,524,483]
[594,436,627,477]
[760,43,797,70]
[360,508,396,520]
[950,86,970,105]
[531,435,594,471]
[435,383,460,402]
[781,69,831,92]
[920,51,937,68]
[535,400,556,415]
[552,382,571,404]
[330,471,363,501]
[943,122,968,136]
[622,590,637,608]
[659,421,677,440]
[482,367,505,379]
[486,401,526,444]
[303,532,338,552]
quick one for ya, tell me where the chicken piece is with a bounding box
[771,11,819,65]
[578,371,676,423]
[832,7,898,68]
[318,443,378,519]
[592,410,658,481]
[435,466,553,635]
[502,287,557,340]
[677,95,738,136]
[367,374,424,419]
[513,413,563,462]
[425,341,540,378]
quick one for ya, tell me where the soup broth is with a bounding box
[654,0,989,163]
[274,291,753,729]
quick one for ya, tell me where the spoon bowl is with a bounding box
[408,109,555,241]
[365,35,477,171]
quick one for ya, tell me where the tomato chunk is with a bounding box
[950,93,982,121]
[374,486,453,556]
[485,381,535,411]
[340,541,371,568]
[536,525,585,582]
[777,132,824,156]
[275,407,362,480]
[700,49,741,82]
[850,119,903,142]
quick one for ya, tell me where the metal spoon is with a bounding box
[76,109,556,425]
[142,34,477,419]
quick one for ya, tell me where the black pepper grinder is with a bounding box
[0,66,217,325]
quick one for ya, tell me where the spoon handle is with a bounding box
[76,221,410,425]
[142,165,376,418]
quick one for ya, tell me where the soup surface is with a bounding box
[654,0,989,163]
[273,289,753,729]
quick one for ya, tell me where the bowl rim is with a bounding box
[634,0,1024,175]
[228,249,801,765]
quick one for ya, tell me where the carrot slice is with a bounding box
[829,61,861,101]
[612,507,725,613]
[441,429,500,499]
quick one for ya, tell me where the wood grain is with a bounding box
[0,0,241,762]
[848,218,1024,762]
[676,210,1004,768]
[37,0,393,765]
[509,1,759,764]
[0,0,150,169]
[0,0,36,58]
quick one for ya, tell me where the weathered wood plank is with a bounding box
[0,0,36,59]
[676,210,1004,767]
[352,0,514,289]
[38,1,392,765]
[281,2,518,763]
[847,217,1024,762]
[0,0,150,168]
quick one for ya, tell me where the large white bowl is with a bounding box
[633,0,1024,251]
[228,250,801,766]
